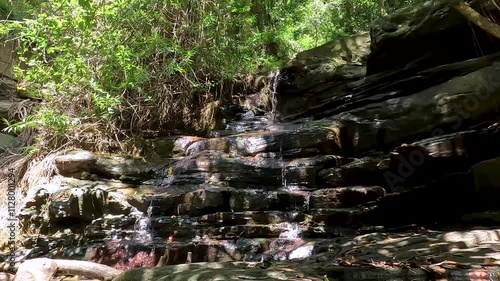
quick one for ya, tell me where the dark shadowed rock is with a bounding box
[0,133,18,152]
[276,33,370,117]
[319,157,382,188]
[285,155,353,188]
[229,190,308,212]
[309,208,364,226]
[230,190,274,211]
[338,62,500,148]
[310,186,386,209]
[471,157,500,195]
[198,211,309,227]
[367,0,500,75]
[0,100,15,124]
[48,187,106,223]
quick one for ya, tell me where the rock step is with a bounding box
[84,208,365,243]
[150,186,386,217]
[308,208,365,226]
[201,223,349,239]
[22,234,348,267]
[82,237,348,268]
[157,237,347,264]
[166,151,353,189]
[52,126,500,191]
[184,127,341,157]
[198,211,309,226]
[196,209,367,228]
[25,181,379,236]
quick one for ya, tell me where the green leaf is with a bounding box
[78,0,91,9]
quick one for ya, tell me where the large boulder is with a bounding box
[367,0,500,75]
[277,33,370,117]
[54,150,98,177]
[0,133,18,152]
[279,33,370,94]
[471,157,500,195]
[285,155,352,188]
[336,61,500,150]
[54,150,161,183]
[0,101,14,122]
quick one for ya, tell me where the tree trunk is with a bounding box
[251,0,279,57]
[453,0,500,39]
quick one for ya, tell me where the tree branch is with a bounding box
[452,0,500,39]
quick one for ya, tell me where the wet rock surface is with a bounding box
[111,228,500,281]
[9,0,500,280]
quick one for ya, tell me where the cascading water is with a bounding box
[303,193,310,211]
[279,137,287,189]
[279,222,301,239]
[269,70,280,121]
[134,200,154,243]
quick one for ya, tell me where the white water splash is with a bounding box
[288,244,314,259]
[281,164,287,188]
[279,222,301,239]
[134,201,154,243]
[135,217,152,242]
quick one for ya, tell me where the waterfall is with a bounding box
[134,200,154,243]
[269,70,280,121]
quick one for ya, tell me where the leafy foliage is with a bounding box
[1,0,420,153]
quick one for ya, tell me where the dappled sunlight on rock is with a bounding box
[11,1,500,280]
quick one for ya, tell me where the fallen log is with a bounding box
[12,258,122,281]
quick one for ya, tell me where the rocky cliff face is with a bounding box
[7,0,500,277]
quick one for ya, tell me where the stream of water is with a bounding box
[270,70,280,121]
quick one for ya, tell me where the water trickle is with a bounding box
[279,222,301,239]
[303,193,310,211]
[134,200,154,243]
[279,137,287,189]
[146,200,153,217]
[135,217,152,242]
[269,70,280,121]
